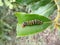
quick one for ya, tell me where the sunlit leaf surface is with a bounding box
[15,12,52,36]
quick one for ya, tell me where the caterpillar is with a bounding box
[22,19,43,28]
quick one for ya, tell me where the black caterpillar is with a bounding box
[22,19,43,27]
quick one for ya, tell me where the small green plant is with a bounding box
[15,0,60,37]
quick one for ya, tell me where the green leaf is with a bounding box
[0,0,3,6]
[15,12,52,37]
[31,1,56,17]
[16,0,40,4]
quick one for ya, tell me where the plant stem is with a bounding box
[54,0,60,28]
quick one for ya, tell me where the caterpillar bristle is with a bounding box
[22,19,43,28]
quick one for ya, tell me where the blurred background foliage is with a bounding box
[0,0,60,45]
